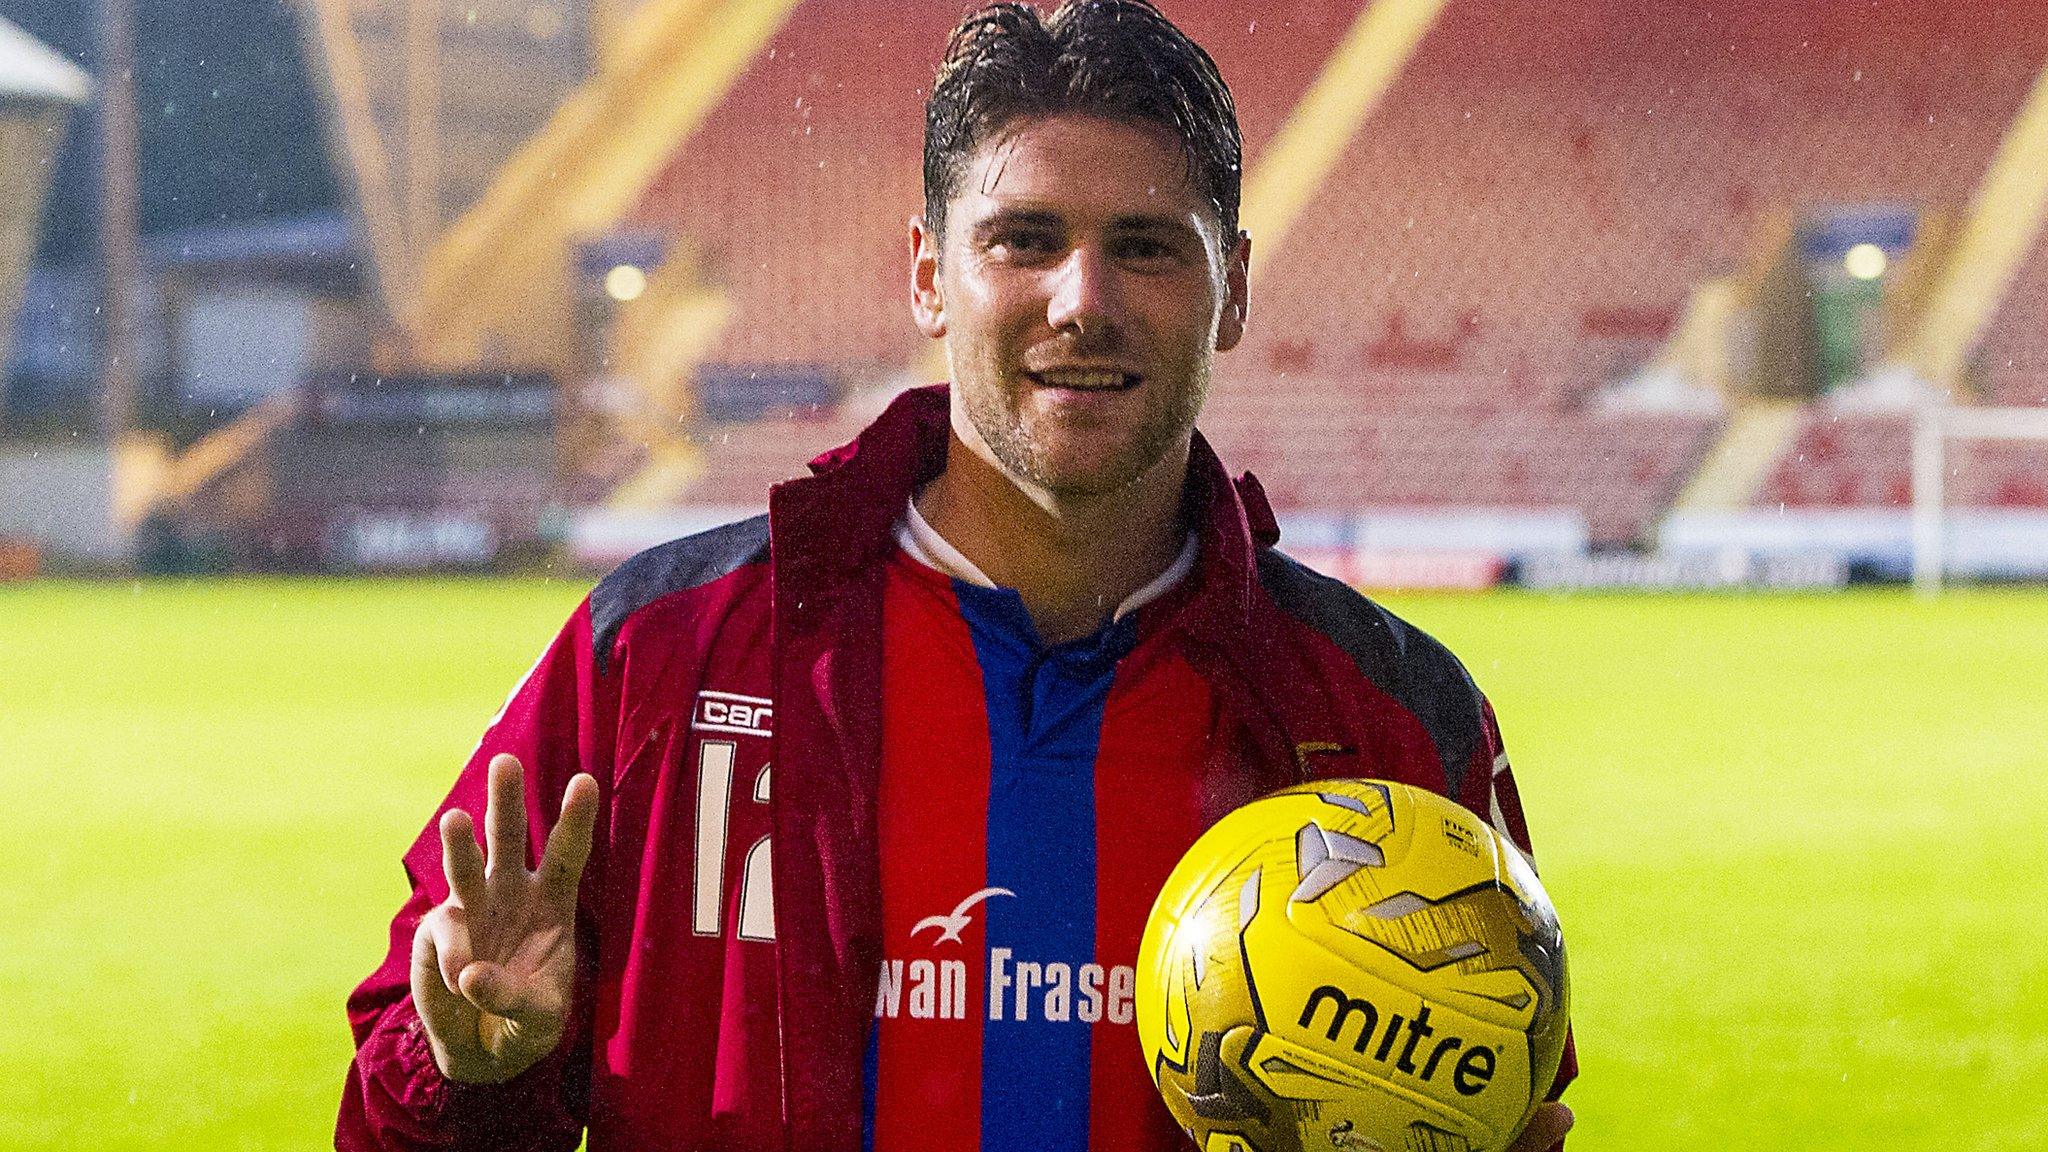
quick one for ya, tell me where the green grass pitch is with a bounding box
[3,578,2044,1149]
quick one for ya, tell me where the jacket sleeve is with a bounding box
[336,601,617,1152]
[1467,696,1578,1147]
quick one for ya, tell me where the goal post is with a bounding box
[1912,404,2048,595]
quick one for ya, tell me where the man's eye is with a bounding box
[1114,237,1178,264]
[993,231,1059,259]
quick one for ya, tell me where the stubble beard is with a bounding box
[963,360,1210,499]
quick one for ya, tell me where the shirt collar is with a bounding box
[895,495,1199,623]
[769,385,1281,641]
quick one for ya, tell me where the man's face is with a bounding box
[913,113,1250,498]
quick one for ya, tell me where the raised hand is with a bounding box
[409,754,599,1083]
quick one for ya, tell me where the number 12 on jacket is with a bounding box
[691,740,776,942]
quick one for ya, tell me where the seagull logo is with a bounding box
[910,886,1015,945]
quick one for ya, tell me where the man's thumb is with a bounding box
[1514,1102,1575,1151]
[456,961,535,1019]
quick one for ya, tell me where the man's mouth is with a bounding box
[1025,368,1141,392]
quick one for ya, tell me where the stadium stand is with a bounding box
[622,0,2048,541]
[627,0,1341,494]
[1210,0,2048,533]
[1757,411,2048,510]
[1978,241,2048,408]
[630,1,961,380]
[1203,384,1719,543]
[1752,2,2048,512]
[667,401,876,508]
[630,0,1345,379]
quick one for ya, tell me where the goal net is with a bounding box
[1911,405,2048,594]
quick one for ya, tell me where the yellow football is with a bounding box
[1135,779,1569,1152]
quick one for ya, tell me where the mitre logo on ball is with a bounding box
[1136,779,1570,1152]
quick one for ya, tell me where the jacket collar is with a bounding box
[762,384,1290,1151]
[766,383,1280,632]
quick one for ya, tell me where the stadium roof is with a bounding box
[0,15,91,106]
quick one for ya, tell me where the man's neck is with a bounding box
[914,430,1192,646]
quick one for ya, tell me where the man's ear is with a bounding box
[910,216,946,339]
[1216,230,1251,353]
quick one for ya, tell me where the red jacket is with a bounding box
[337,385,1573,1151]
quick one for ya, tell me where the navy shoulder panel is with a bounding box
[1255,548,1486,799]
[589,514,770,675]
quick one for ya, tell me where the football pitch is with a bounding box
[3,578,2044,1150]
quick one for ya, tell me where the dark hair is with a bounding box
[923,0,1242,251]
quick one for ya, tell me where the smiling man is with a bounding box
[908,104,1242,646]
[336,4,1573,1151]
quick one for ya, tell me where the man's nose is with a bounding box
[1046,244,1121,337]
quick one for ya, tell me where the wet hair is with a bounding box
[923,0,1243,251]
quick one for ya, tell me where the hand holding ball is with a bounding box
[1136,780,1570,1152]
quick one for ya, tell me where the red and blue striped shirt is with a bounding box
[866,509,1207,1152]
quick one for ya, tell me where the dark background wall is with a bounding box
[1,0,339,261]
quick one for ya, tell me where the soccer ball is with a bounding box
[1135,779,1569,1152]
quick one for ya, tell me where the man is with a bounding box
[337,3,1575,1150]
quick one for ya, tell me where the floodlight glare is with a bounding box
[1844,243,1888,281]
[605,264,648,302]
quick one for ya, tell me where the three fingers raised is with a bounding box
[437,754,600,892]
[413,754,597,1083]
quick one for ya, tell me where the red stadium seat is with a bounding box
[617,0,2048,535]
